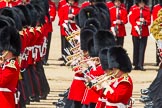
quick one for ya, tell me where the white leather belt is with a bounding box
[98,98,126,108]
[0,88,11,92]
[74,76,85,81]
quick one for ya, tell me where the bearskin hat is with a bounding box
[0,7,22,31]
[84,18,101,30]
[0,15,16,28]
[26,4,38,27]
[107,46,132,72]
[78,6,100,28]
[80,28,94,51]
[135,0,147,4]
[99,48,109,70]
[93,0,106,3]
[15,5,32,27]
[112,0,124,3]
[94,3,111,29]
[30,0,50,21]
[94,30,116,55]
[0,26,21,56]
[33,4,46,25]
[87,38,98,57]
[12,7,26,27]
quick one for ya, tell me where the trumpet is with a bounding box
[87,69,120,89]
[70,44,80,52]
[66,52,81,61]
[66,30,80,41]
[79,57,99,65]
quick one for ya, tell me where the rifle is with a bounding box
[114,6,120,39]
[139,7,143,39]
[67,3,75,32]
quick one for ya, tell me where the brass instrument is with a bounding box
[65,30,80,41]
[70,44,80,52]
[79,57,99,65]
[87,69,120,90]
[66,52,81,61]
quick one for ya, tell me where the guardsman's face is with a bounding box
[138,2,145,8]
[68,0,75,5]
[114,0,121,6]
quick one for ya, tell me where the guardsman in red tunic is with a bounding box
[82,64,104,107]
[0,26,21,108]
[68,25,96,108]
[59,0,80,63]
[94,46,133,108]
[129,0,151,71]
[106,0,125,9]
[81,30,116,108]
[43,0,57,65]
[109,0,128,46]
[49,0,56,22]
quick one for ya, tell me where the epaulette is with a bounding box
[154,4,160,8]
[5,60,17,70]
[19,30,23,36]
[23,28,28,36]
[29,27,35,35]
[119,74,131,85]
[36,26,42,33]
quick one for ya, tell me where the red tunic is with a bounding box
[152,4,162,21]
[0,0,21,8]
[35,26,44,62]
[49,0,56,22]
[58,0,67,12]
[109,6,128,37]
[129,5,151,37]
[106,1,125,9]
[26,27,35,65]
[80,1,90,9]
[95,74,133,108]
[82,65,104,105]
[48,0,56,34]
[68,72,86,101]
[0,58,20,108]
[59,3,80,36]
[20,29,29,69]
[106,1,114,9]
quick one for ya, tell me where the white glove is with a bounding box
[134,26,140,35]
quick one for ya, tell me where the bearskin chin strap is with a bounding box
[0,51,9,61]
